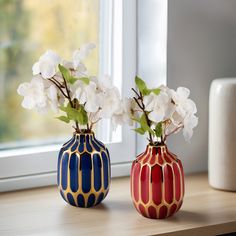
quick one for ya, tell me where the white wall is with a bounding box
[167,0,236,173]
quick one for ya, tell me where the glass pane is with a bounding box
[0,0,99,149]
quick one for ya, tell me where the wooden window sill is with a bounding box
[1,173,236,235]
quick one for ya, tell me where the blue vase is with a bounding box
[57,132,111,207]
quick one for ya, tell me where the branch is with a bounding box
[62,76,80,133]
[48,78,68,98]
[164,124,184,141]
[90,118,102,130]
[132,88,140,98]
[133,97,143,110]
[89,108,101,130]
[132,90,154,144]
[51,76,65,88]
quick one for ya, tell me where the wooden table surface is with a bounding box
[1,173,236,236]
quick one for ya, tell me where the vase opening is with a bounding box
[73,131,95,139]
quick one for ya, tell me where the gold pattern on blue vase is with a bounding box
[57,132,111,207]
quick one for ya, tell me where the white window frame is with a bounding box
[0,0,137,192]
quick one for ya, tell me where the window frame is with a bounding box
[0,0,137,192]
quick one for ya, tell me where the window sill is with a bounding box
[1,173,236,235]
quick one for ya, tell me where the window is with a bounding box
[0,0,99,149]
[0,0,136,191]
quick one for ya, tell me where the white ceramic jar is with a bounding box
[209,78,236,191]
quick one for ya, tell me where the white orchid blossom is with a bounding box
[47,84,64,113]
[73,43,96,69]
[143,91,171,123]
[112,98,134,127]
[32,50,62,79]
[171,87,197,118]
[97,74,114,91]
[183,115,198,141]
[100,87,121,118]
[17,76,49,113]
[75,81,101,113]
[63,59,88,78]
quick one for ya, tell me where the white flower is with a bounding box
[74,63,88,78]
[97,75,114,91]
[17,76,48,113]
[89,76,99,85]
[63,59,88,78]
[171,87,197,118]
[162,87,198,140]
[73,43,96,69]
[38,60,56,79]
[32,50,62,79]
[47,84,63,113]
[143,91,171,123]
[112,98,134,126]
[75,81,100,113]
[62,60,74,70]
[183,115,198,141]
[100,87,121,118]
[17,75,64,114]
[40,50,61,65]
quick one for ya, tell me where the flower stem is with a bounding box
[48,78,68,98]
[132,88,154,144]
[140,96,154,144]
[164,124,184,141]
[62,77,80,133]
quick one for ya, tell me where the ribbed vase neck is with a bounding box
[136,143,177,165]
[73,132,95,140]
[146,144,168,154]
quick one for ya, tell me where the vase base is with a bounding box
[60,189,109,208]
[134,200,183,219]
[209,182,236,192]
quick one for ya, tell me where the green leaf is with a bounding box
[155,122,163,138]
[140,114,155,135]
[140,114,149,131]
[66,107,79,120]
[58,64,90,85]
[56,116,70,123]
[143,89,151,95]
[59,105,67,112]
[78,77,90,85]
[67,107,82,124]
[68,77,79,84]
[134,76,161,96]
[58,64,71,83]
[78,106,88,125]
[131,117,140,123]
[134,127,146,135]
[69,77,90,85]
[151,88,161,95]
[135,76,147,94]
[59,104,88,125]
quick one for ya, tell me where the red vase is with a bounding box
[130,144,184,219]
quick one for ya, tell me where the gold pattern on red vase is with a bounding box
[131,144,184,219]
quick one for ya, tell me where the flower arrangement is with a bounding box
[129,77,198,219]
[17,43,123,133]
[16,42,198,211]
[129,76,198,144]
